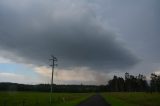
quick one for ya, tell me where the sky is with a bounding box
[0,0,159,85]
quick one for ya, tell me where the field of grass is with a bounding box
[102,92,160,106]
[1,92,160,106]
[0,92,92,106]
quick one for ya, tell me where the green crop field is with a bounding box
[102,92,160,106]
[0,92,92,106]
[1,92,160,106]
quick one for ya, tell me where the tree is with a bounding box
[108,73,148,92]
[150,73,160,92]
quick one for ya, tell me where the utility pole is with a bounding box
[49,55,57,104]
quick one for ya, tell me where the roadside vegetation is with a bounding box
[0,92,92,106]
[102,92,160,106]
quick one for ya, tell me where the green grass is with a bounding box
[0,91,93,106]
[102,92,160,106]
[1,92,159,106]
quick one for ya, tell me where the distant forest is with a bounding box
[0,73,160,92]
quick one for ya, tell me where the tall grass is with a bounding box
[0,92,92,106]
[102,92,160,106]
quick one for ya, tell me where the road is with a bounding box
[77,94,111,106]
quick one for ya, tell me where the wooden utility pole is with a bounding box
[49,55,57,104]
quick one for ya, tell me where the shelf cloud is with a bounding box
[0,0,138,72]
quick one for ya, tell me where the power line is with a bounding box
[49,55,57,104]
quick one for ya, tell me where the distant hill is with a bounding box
[0,82,107,92]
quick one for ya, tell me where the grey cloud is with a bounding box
[99,0,160,62]
[0,0,138,71]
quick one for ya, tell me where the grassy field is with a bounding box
[1,92,160,106]
[0,92,92,106]
[102,92,160,106]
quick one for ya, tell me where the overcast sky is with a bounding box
[0,0,159,85]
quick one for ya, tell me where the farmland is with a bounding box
[0,92,92,106]
[1,92,160,106]
[102,92,160,106]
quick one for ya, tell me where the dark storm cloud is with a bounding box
[103,0,160,62]
[0,0,138,71]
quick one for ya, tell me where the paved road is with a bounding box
[77,94,111,106]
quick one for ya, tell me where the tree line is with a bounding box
[107,72,160,92]
[0,73,160,92]
[0,82,107,92]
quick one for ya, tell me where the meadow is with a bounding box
[1,92,160,106]
[0,92,92,106]
[102,92,160,106]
